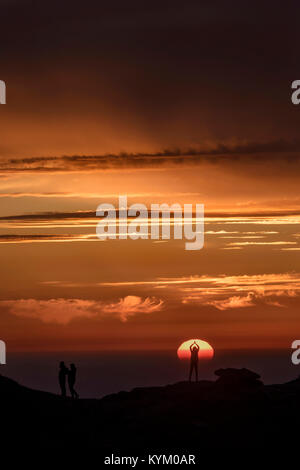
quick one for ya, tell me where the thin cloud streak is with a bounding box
[99,273,300,289]
[2,140,300,173]
[1,209,300,222]
[0,191,201,199]
[226,241,297,246]
[0,234,99,244]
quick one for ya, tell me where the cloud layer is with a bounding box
[1,296,164,324]
[99,273,300,311]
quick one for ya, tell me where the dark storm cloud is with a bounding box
[0,0,296,63]
[0,0,300,153]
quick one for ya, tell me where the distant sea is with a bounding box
[2,349,298,398]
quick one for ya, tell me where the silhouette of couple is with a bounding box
[189,341,200,382]
[59,362,79,399]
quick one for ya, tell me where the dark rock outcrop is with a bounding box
[215,367,263,388]
[0,369,299,451]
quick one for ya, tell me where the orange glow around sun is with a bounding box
[177,339,214,360]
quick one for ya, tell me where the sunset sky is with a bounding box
[0,0,300,353]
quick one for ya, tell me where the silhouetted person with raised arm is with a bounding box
[189,341,200,382]
[59,361,69,397]
[68,363,79,399]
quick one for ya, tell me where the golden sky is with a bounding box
[1,159,300,351]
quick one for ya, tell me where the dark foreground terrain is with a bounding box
[1,368,300,451]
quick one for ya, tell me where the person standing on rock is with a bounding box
[68,363,79,399]
[189,342,199,382]
[59,361,69,397]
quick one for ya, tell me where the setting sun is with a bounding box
[177,339,214,360]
